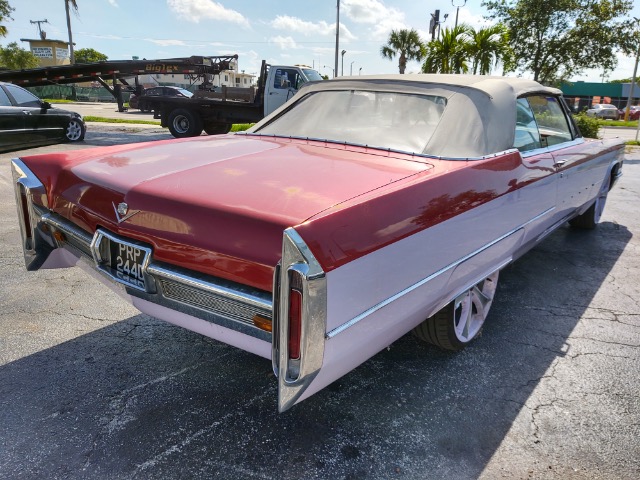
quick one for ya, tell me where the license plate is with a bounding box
[91,229,151,291]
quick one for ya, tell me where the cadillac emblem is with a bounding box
[117,202,128,216]
[113,201,140,224]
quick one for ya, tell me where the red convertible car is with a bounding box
[12,75,624,412]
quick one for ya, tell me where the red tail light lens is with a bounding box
[288,289,302,360]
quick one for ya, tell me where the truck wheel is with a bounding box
[204,122,232,135]
[412,271,499,351]
[168,109,203,138]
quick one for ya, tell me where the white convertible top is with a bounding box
[252,74,564,159]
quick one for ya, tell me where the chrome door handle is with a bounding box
[554,159,567,167]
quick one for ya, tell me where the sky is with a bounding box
[2,0,639,82]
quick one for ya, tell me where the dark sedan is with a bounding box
[0,81,85,152]
[129,86,193,112]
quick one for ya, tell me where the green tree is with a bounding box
[65,0,78,64]
[468,24,512,75]
[422,25,472,74]
[0,0,13,37]
[381,28,425,74]
[0,42,39,69]
[75,47,107,63]
[483,0,633,84]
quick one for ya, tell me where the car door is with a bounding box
[265,68,302,115]
[526,94,603,220]
[4,84,64,143]
[0,85,26,150]
[513,97,560,238]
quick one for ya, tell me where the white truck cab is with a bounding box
[264,66,324,116]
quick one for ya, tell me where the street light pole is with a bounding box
[334,0,340,79]
[624,18,640,122]
[350,61,355,76]
[452,0,467,29]
[341,49,346,76]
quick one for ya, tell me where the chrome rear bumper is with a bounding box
[11,158,272,342]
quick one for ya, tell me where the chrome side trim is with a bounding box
[520,137,585,158]
[275,228,327,413]
[326,207,555,339]
[238,133,521,162]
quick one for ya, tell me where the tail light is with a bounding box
[273,228,327,412]
[16,183,33,250]
[288,287,302,360]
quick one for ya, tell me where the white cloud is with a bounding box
[270,15,356,41]
[342,0,402,24]
[107,0,119,7]
[166,0,249,27]
[342,0,405,40]
[269,35,300,50]
[144,38,188,47]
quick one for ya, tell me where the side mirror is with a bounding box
[42,101,52,109]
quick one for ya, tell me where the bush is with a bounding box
[573,113,600,139]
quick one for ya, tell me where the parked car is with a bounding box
[0,81,85,152]
[586,103,620,120]
[11,75,624,412]
[619,105,640,121]
[129,86,193,112]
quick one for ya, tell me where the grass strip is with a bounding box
[84,116,161,125]
[84,116,255,131]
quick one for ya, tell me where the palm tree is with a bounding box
[468,24,511,75]
[421,25,472,74]
[380,29,425,74]
[65,0,78,64]
[0,0,14,37]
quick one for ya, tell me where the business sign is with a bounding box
[32,47,53,58]
[56,47,69,59]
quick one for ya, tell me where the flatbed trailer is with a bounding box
[0,55,238,112]
[145,60,269,137]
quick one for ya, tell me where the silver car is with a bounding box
[586,103,620,120]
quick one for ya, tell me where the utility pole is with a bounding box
[429,10,440,41]
[30,19,49,40]
[452,0,467,29]
[624,19,640,122]
[334,0,340,79]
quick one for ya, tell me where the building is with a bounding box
[560,81,640,112]
[138,69,255,91]
[20,38,71,67]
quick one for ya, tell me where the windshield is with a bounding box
[177,88,194,97]
[302,69,323,82]
[255,90,446,155]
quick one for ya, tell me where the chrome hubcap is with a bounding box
[173,115,189,134]
[453,271,499,343]
[66,120,82,141]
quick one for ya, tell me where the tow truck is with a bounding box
[143,61,323,137]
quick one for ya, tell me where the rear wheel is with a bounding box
[168,109,203,138]
[203,122,232,135]
[569,183,609,229]
[412,271,499,351]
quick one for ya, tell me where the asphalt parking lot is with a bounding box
[0,126,639,479]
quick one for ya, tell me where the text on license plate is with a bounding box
[110,240,146,289]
